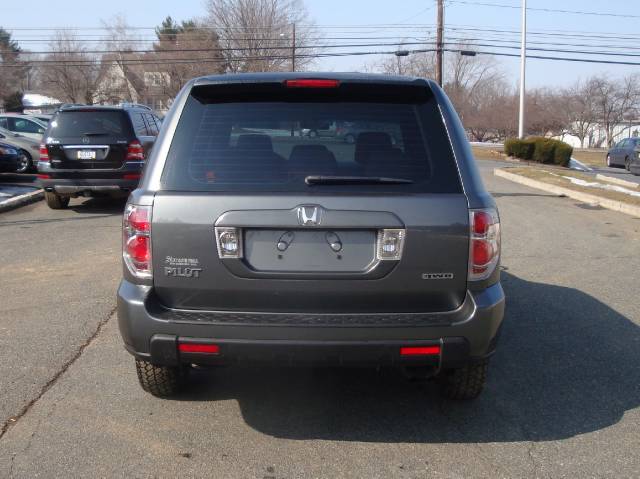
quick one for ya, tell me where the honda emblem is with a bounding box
[296,205,322,226]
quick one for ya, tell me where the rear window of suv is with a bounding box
[161,82,462,193]
[49,110,131,138]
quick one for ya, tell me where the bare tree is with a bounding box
[558,79,598,148]
[463,80,517,142]
[373,50,436,78]
[149,17,226,98]
[592,74,640,147]
[203,0,318,72]
[38,31,100,104]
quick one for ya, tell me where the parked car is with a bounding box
[606,137,640,170]
[0,113,47,141]
[0,142,21,173]
[0,127,41,173]
[37,104,162,209]
[630,149,640,176]
[302,121,398,145]
[29,114,53,125]
[117,73,504,400]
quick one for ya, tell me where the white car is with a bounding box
[0,114,47,141]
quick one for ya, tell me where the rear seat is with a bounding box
[288,144,338,176]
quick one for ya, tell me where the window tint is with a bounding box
[161,91,461,194]
[144,113,159,136]
[49,111,131,137]
[11,118,44,134]
[132,113,148,136]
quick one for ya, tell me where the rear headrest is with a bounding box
[364,149,428,179]
[236,134,273,151]
[289,144,337,175]
[355,132,393,164]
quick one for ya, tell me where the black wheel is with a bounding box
[439,360,488,400]
[606,154,611,167]
[625,157,631,171]
[135,359,184,397]
[308,130,318,138]
[14,151,31,174]
[344,133,355,144]
[44,191,70,209]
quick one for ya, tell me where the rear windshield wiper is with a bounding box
[305,175,414,186]
[82,132,109,136]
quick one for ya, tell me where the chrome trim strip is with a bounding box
[61,145,111,149]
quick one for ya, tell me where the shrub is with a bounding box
[504,137,572,167]
[531,137,556,164]
[553,141,573,167]
[504,138,534,159]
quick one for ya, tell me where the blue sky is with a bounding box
[1,0,638,88]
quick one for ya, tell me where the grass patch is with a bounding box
[571,149,608,168]
[471,146,504,161]
[472,145,609,168]
[504,166,640,208]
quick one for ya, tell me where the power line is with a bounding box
[0,41,433,56]
[447,0,640,19]
[444,47,640,66]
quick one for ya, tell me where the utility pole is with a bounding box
[436,0,444,86]
[291,23,296,72]
[518,0,527,139]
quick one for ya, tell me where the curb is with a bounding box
[0,188,43,213]
[494,168,640,218]
[595,174,639,189]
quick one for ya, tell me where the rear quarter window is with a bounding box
[161,83,462,194]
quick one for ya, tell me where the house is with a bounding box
[93,53,173,114]
[554,120,640,149]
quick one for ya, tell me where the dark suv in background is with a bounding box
[38,104,162,209]
[118,73,505,400]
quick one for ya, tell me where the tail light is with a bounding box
[126,141,144,161]
[178,342,220,354]
[468,208,500,281]
[123,204,152,278]
[285,79,340,88]
[400,345,441,356]
[39,144,49,162]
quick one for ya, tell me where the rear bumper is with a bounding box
[37,161,142,194]
[117,280,505,368]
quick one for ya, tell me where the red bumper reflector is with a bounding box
[178,343,220,354]
[285,79,340,88]
[123,173,141,180]
[37,174,51,179]
[400,345,441,356]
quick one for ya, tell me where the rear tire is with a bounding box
[44,191,70,209]
[14,151,32,173]
[344,133,355,144]
[135,359,184,397]
[625,157,631,171]
[606,154,611,167]
[439,360,488,400]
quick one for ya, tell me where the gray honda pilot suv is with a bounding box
[117,73,505,400]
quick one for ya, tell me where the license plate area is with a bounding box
[77,150,97,160]
[243,229,377,273]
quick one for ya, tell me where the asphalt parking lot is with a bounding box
[0,161,638,478]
